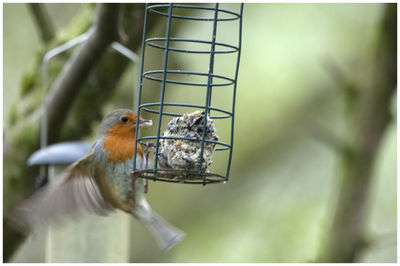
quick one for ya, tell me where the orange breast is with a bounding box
[103,124,142,163]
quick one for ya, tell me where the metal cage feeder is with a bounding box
[132,3,244,185]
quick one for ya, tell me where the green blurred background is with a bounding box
[3,3,396,263]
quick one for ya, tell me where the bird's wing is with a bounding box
[11,154,114,232]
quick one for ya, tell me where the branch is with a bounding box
[46,3,121,144]
[27,3,55,44]
[322,59,360,113]
[306,121,350,155]
[363,230,397,251]
[319,4,397,262]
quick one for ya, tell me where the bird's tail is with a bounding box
[133,208,185,250]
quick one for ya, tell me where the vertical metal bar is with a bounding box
[153,3,174,173]
[133,3,149,172]
[226,3,244,181]
[198,3,219,181]
[41,61,49,150]
[41,60,49,178]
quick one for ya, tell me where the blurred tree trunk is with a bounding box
[3,3,159,261]
[28,3,55,44]
[320,3,396,262]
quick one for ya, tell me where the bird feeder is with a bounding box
[132,3,244,185]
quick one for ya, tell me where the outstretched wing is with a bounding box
[11,155,114,232]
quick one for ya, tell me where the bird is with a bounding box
[13,108,185,250]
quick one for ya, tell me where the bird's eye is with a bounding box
[120,116,128,123]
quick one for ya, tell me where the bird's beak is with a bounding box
[139,119,152,128]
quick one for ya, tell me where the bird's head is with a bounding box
[99,109,152,138]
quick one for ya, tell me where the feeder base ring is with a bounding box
[132,169,226,184]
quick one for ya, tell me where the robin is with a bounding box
[14,108,185,250]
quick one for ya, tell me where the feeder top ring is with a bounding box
[148,4,241,21]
